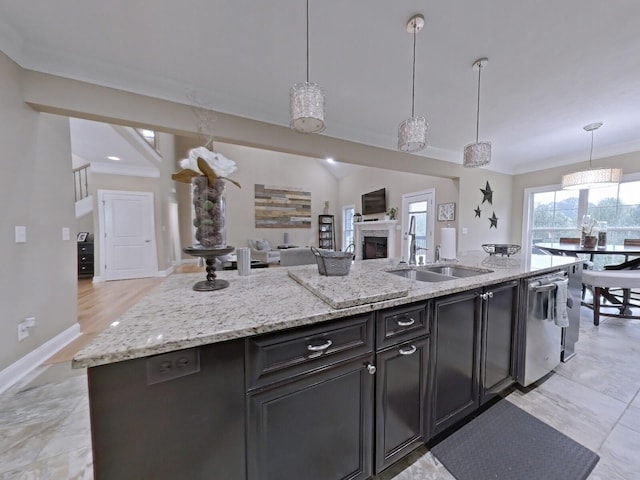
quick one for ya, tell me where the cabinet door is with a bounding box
[481,281,518,403]
[375,337,429,473]
[431,290,481,436]
[247,356,374,480]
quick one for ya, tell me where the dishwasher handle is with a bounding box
[532,283,558,293]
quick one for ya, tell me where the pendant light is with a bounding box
[463,58,491,168]
[398,14,427,152]
[561,122,622,190]
[290,0,325,134]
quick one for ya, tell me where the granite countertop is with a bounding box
[72,251,579,369]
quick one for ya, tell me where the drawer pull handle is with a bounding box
[307,339,333,352]
[398,345,417,356]
[397,317,415,327]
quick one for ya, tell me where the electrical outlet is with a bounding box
[146,348,200,385]
[17,317,35,341]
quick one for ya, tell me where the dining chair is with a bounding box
[559,237,580,244]
[582,269,640,325]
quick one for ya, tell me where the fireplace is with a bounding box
[363,236,388,260]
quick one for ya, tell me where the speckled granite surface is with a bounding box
[288,266,409,308]
[72,252,579,369]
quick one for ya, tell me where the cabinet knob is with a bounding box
[396,316,415,327]
[398,345,417,356]
[307,339,333,352]
[365,364,377,375]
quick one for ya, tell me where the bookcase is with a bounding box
[318,215,336,250]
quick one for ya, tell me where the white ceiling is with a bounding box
[2,0,639,175]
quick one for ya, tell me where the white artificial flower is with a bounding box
[180,147,238,178]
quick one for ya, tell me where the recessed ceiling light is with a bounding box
[107,155,121,161]
[326,158,335,163]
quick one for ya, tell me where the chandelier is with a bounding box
[398,14,427,152]
[561,123,622,190]
[463,58,491,168]
[290,0,325,134]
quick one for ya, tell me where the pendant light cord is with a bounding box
[475,62,482,143]
[411,28,416,118]
[306,0,309,83]
[589,129,594,169]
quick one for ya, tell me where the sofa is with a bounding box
[279,247,318,266]
[248,239,281,264]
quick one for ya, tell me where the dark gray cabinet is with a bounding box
[480,280,518,404]
[246,315,375,480]
[88,340,246,480]
[247,356,374,480]
[430,281,518,435]
[431,289,482,435]
[375,336,429,473]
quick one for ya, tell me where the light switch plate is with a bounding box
[62,227,70,241]
[15,226,27,243]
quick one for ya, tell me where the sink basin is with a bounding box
[386,269,456,282]
[386,265,493,283]
[422,265,492,278]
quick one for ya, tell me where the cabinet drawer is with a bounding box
[376,302,429,348]
[78,253,93,263]
[246,314,374,390]
[78,243,94,254]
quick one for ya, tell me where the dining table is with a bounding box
[534,242,640,269]
[535,242,640,313]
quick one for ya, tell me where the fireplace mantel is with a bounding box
[354,220,397,260]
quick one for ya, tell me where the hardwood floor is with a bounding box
[43,270,198,364]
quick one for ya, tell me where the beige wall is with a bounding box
[338,169,459,258]
[0,52,77,371]
[511,151,640,245]
[174,139,339,254]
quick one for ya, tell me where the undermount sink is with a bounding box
[422,265,492,278]
[386,265,493,283]
[387,269,456,282]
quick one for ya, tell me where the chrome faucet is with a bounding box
[408,217,428,265]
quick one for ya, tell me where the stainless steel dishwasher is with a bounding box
[517,269,576,387]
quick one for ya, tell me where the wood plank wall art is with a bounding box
[254,184,312,228]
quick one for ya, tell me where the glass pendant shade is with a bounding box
[561,167,623,190]
[290,81,326,133]
[463,141,492,168]
[398,116,428,152]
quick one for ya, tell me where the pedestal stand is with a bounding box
[183,245,234,291]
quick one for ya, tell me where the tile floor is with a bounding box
[1,308,639,479]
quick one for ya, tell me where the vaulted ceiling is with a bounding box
[1,1,639,175]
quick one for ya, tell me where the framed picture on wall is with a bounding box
[77,232,89,242]
[437,202,455,222]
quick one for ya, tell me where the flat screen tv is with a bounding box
[362,188,386,215]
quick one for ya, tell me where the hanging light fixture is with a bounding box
[561,123,622,190]
[398,14,427,152]
[290,0,325,134]
[463,58,491,167]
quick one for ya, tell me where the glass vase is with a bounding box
[192,176,226,248]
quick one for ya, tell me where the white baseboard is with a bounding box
[92,275,105,283]
[156,265,175,277]
[0,323,81,394]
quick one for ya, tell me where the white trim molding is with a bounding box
[354,220,397,261]
[0,323,81,394]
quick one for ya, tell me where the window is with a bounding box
[342,205,355,251]
[525,176,640,266]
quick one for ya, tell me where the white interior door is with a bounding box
[99,190,157,280]
[401,189,435,263]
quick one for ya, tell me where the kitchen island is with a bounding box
[74,251,581,480]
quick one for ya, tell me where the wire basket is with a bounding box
[311,245,354,276]
[482,244,521,257]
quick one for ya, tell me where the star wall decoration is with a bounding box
[474,205,482,218]
[480,181,493,205]
[489,211,498,229]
